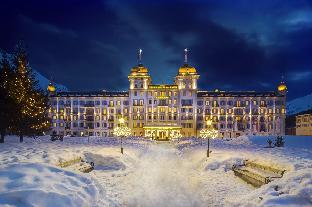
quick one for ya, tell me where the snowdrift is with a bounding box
[0,163,114,207]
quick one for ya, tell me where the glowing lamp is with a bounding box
[119,118,125,124]
[206,119,212,126]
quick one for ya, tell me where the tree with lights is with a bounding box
[200,119,219,157]
[0,52,16,143]
[9,43,50,142]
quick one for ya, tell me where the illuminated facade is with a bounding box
[48,49,287,139]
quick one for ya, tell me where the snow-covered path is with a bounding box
[124,143,204,206]
[118,143,251,206]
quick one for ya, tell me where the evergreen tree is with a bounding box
[9,42,50,142]
[0,52,15,143]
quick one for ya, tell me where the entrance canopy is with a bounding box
[143,123,182,140]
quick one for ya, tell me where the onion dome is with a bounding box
[178,63,197,75]
[277,81,287,94]
[47,82,56,93]
[129,49,150,77]
[178,48,197,75]
[129,63,149,76]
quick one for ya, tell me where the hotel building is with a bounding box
[48,50,287,139]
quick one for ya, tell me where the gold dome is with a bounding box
[130,64,149,76]
[47,83,56,92]
[178,64,197,74]
[278,82,287,92]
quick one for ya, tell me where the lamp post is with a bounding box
[200,119,218,157]
[119,118,125,154]
[113,118,131,154]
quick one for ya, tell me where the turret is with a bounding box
[175,48,199,90]
[128,49,151,90]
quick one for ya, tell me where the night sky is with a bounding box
[1,0,312,100]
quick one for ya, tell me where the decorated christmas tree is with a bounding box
[8,42,50,142]
[0,52,16,143]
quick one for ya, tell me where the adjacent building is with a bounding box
[296,113,312,136]
[48,49,287,139]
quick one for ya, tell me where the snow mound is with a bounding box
[226,135,312,150]
[0,163,113,207]
[228,168,312,206]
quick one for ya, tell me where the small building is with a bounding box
[296,113,312,135]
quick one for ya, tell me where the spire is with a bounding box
[281,74,285,83]
[138,48,143,65]
[184,48,188,64]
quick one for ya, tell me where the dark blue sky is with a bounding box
[1,0,312,100]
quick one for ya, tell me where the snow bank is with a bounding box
[0,163,113,207]
[226,135,312,150]
[228,168,312,206]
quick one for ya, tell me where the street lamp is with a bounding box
[113,117,131,154]
[200,119,218,157]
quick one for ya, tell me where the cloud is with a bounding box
[282,10,312,30]
[289,71,312,81]
[19,15,78,38]
[0,0,311,100]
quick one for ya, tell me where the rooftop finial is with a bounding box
[138,48,143,64]
[184,48,188,64]
[281,74,285,83]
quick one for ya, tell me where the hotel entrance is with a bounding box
[143,123,182,140]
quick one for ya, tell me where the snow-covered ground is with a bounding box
[0,135,311,207]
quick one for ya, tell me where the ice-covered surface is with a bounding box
[0,135,311,206]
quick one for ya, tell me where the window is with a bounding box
[197,101,203,106]
[139,99,144,106]
[181,99,193,106]
[133,99,138,106]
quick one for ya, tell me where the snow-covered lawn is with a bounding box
[0,135,311,206]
